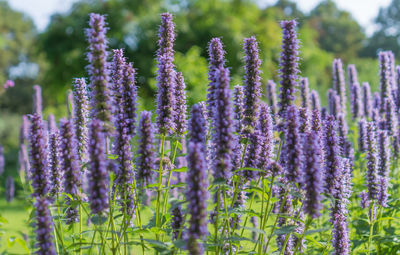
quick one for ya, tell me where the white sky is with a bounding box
[7,0,393,35]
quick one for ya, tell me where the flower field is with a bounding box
[2,11,400,255]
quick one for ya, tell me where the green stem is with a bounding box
[292,217,312,255]
[155,134,166,241]
[368,201,376,255]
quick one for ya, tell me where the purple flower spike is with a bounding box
[121,62,138,136]
[156,13,176,135]
[281,105,302,185]
[60,118,81,224]
[211,67,234,181]
[34,197,56,255]
[377,130,390,207]
[258,104,274,170]
[300,77,311,109]
[111,49,126,110]
[20,115,30,145]
[351,82,363,120]
[358,118,367,152]
[47,114,57,133]
[332,59,346,113]
[328,89,341,119]
[73,78,89,162]
[186,141,209,253]
[244,130,262,180]
[310,90,321,111]
[366,122,379,201]
[189,103,207,145]
[243,36,262,134]
[266,80,278,121]
[174,72,187,135]
[233,85,245,134]
[302,131,323,218]
[323,115,342,196]
[384,98,398,135]
[18,144,30,175]
[86,13,112,126]
[113,110,135,217]
[362,82,372,119]
[207,38,226,119]
[33,85,43,116]
[379,52,392,112]
[29,114,50,198]
[395,66,400,108]
[88,119,109,214]
[48,129,62,197]
[278,20,300,117]
[137,111,156,187]
[171,206,183,240]
[347,64,358,87]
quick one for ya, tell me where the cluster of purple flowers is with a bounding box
[18,11,400,255]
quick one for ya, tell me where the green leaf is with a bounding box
[273,225,297,236]
[305,227,330,235]
[90,215,107,225]
[172,167,188,172]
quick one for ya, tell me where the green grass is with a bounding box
[0,199,31,254]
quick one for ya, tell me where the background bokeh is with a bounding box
[1,0,400,198]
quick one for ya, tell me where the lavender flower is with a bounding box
[20,115,30,145]
[278,20,300,117]
[300,77,311,109]
[366,122,379,201]
[323,115,342,196]
[347,64,358,87]
[174,72,187,135]
[88,119,109,214]
[311,109,322,133]
[384,98,398,135]
[358,118,367,152]
[258,104,274,170]
[373,92,381,110]
[350,82,363,119]
[33,85,42,115]
[243,36,262,134]
[67,90,75,118]
[233,85,245,134]
[281,105,302,185]
[207,38,226,119]
[113,111,135,217]
[396,66,400,108]
[379,51,392,112]
[5,176,14,202]
[266,80,278,120]
[211,67,234,181]
[34,197,56,255]
[73,78,89,162]
[328,89,341,119]
[377,130,390,207]
[48,130,62,196]
[360,191,370,209]
[244,130,262,180]
[302,131,323,218]
[111,49,126,110]
[60,118,81,223]
[137,111,155,187]
[362,82,372,118]
[156,13,176,134]
[18,144,30,175]
[47,114,57,133]
[189,103,207,145]
[186,142,209,254]
[299,107,310,133]
[310,90,321,111]
[331,159,352,255]
[86,13,112,125]
[171,205,183,240]
[29,114,50,197]
[121,62,138,136]
[332,59,346,113]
